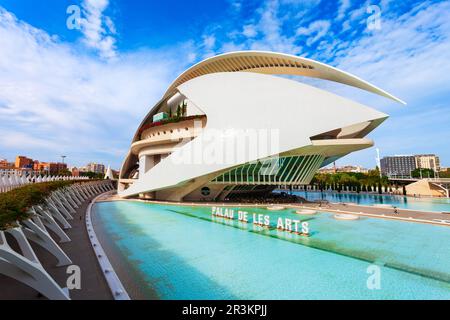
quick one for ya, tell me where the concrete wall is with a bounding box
[406,180,447,197]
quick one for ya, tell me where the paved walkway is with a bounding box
[0,195,112,300]
[300,202,450,226]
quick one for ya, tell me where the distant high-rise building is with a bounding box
[52,162,68,175]
[0,159,14,170]
[15,156,33,169]
[380,154,442,177]
[415,154,440,172]
[71,167,80,177]
[318,165,369,174]
[34,161,67,175]
[338,165,369,173]
[86,163,105,174]
[380,155,416,177]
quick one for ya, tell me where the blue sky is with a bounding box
[0,0,449,169]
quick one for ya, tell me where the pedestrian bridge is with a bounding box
[390,178,450,198]
[388,177,450,183]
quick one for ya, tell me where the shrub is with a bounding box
[0,181,76,230]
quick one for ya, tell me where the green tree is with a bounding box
[176,104,182,118]
[311,170,395,194]
[411,168,435,179]
[440,169,450,178]
[182,101,187,116]
[57,169,72,176]
[80,171,103,179]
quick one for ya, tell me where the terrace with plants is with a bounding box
[138,100,206,136]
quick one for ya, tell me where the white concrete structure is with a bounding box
[119,51,404,201]
[0,180,115,300]
[0,174,89,193]
[85,192,130,300]
[405,179,450,198]
[104,165,114,180]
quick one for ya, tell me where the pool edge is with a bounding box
[86,191,131,300]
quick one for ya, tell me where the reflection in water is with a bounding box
[94,201,450,300]
[289,191,450,212]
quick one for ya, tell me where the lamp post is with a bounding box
[376,148,382,179]
[60,156,67,176]
[435,160,439,180]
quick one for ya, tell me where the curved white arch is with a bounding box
[163,51,406,104]
[120,72,388,198]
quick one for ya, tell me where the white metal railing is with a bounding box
[0,174,90,193]
[424,178,450,183]
[0,180,117,300]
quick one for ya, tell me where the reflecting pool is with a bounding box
[290,191,450,213]
[93,201,450,300]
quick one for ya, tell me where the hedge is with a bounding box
[0,181,77,230]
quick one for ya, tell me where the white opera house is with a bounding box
[118,51,404,201]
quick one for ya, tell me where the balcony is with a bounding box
[138,115,206,136]
[131,115,207,155]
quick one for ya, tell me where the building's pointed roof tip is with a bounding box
[104,165,114,180]
[164,50,406,105]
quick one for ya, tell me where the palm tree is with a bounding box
[312,173,327,192]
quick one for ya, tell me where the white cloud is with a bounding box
[1,0,450,168]
[0,7,192,168]
[209,0,335,55]
[203,35,216,50]
[341,19,351,32]
[244,0,302,54]
[193,0,450,166]
[296,20,331,46]
[348,3,367,22]
[304,1,450,166]
[80,0,117,60]
[337,0,351,20]
[201,34,217,59]
[229,0,242,12]
[0,132,61,151]
[329,0,450,108]
[242,24,257,38]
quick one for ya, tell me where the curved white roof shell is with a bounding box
[118,51,406,200]
[164,51,405,104]
[120,72,388,197]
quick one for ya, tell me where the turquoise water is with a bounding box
[94,201,450,300]
[290,191,450,213]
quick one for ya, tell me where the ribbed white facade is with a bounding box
[118,51,403,201]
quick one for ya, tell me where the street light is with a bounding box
[61,155,66,164]
[435,160,439,180]
[376,148,382,179]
